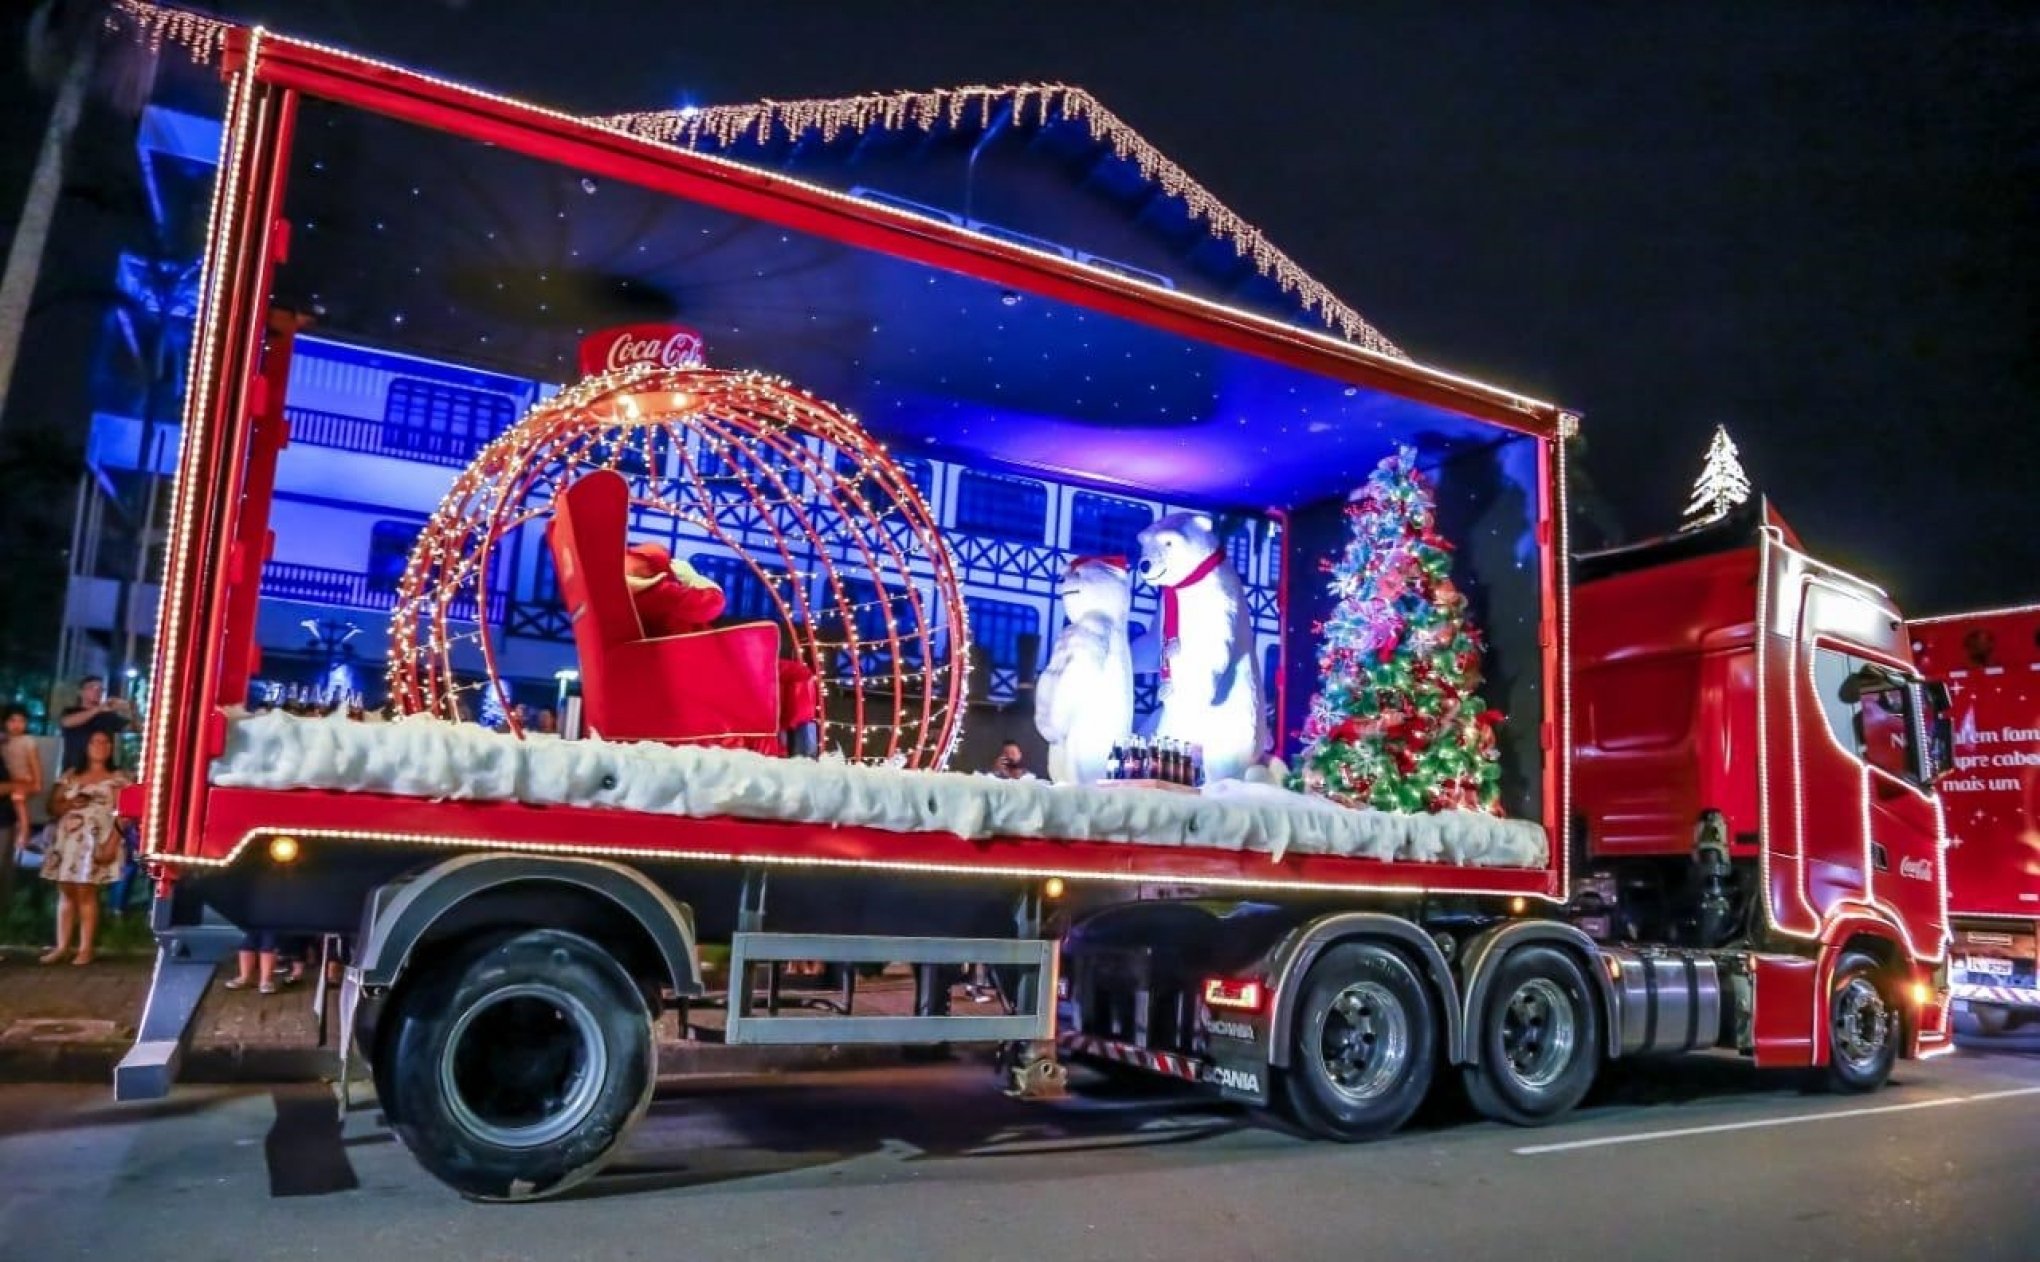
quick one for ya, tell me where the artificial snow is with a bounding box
[209,710,1548,870]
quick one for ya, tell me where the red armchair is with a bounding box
[547,470,816,753]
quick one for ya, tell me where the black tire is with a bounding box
[1462,945,1601,1126]
[1279,942,1437,1141]
[1825,950,1898,1093]
[1970,1005,2013,1037]
[378,928,656,1201]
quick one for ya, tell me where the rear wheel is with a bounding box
[1462,945,1601,1126]
[1825,950,1897,1093]
[1279,942,1436,1141]
[379,928,656,1200]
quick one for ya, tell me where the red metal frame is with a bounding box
[190,788,1558,898]
[139,24,1572,904]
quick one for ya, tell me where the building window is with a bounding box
[694,433,804,497]
[954,471,1047,544]
[966,597,1040,671]
[1226,524,1257,577]
[366,520,419,594]
[529,536,561,605]
[382,378,516,462]
[835,449,933,502]
[689,553,780,624]
[1069,492,1152,558]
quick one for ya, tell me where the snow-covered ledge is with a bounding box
[209,711,1549,869]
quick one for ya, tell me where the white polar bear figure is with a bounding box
[1137,512,1268,783]
[1035,556,1134,785]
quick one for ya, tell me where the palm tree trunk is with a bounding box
[0,34,96,435]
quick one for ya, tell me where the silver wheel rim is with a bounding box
[1832,975,1891,1073]
[440,983,608,1149]
[1316,980,1411,1103]
[1500,976,1578,1091]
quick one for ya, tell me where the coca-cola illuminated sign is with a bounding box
[579,323,706,377]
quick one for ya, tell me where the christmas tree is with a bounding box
[1293,447,1503,814]
[1682,425,1751,528]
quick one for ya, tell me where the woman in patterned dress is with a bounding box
[40,729,132,965]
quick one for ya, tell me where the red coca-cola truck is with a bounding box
[1909,605,2040,1036]
[114,21,1955,1201]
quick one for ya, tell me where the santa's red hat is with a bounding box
[1070,554,1129,574]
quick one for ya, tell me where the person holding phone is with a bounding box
[58,675,132,771]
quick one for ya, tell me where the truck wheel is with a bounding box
[1462,945,1601,1126]
[381,929,656,1201]
[1280,942,1436,1141]
[1970,1006,2012,1037]
[1825,950,1897,1093]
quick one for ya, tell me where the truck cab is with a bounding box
[1572,505,1954,1063]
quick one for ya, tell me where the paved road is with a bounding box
[2,1030,2036,1262]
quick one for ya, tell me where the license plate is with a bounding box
[1962,956,2015,977]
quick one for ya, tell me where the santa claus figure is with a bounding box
[625,542,726,636]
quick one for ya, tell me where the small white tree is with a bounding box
[1683,425,1752,528]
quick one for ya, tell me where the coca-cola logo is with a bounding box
[1900,856,1934,882]
[578,323,706,377]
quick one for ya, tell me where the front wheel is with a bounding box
[1462,945,1601,1126]
[1825,950,1897,1093]
[379,928,657,1200]
[1279,942,1436,1141]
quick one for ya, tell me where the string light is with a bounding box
[601,84,1401,355]
[386,365,968,768]
[105,0,230,64]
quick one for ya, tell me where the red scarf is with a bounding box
[1159,550,1226,680]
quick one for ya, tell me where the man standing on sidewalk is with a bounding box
[58,677,132,771]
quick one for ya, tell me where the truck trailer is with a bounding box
[1909,605,2040,1037]
[113,21,1955,1201]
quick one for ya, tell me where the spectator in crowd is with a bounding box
[39,729,132,965]
[225,933,289,990]
[58,676,133,771]
[990,740,1033,780]
[2,705,43,859]
[955,741,1038,1004]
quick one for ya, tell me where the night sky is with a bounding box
[6,2,2036,614]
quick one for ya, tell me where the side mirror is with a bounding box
[1930,711,1957,784]
[1919,679,1956,784]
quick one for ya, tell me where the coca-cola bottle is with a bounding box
[1106,739,1125,782]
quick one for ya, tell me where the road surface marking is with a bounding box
[1514,1086,2040,1155]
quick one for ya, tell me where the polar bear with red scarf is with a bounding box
[1137,512,1267,783]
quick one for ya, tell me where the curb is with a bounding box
[0,1039,925,1087]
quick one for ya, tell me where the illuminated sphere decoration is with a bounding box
[385,364,969,768]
